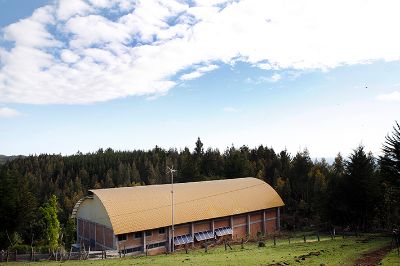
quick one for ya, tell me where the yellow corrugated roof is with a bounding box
[90,177,284,235]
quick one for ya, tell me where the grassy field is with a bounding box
[3,234,398,266]
[381,248,400,266]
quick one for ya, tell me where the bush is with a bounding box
[10,244,31,254]
[258,241,265,247]
[36,245,50,254]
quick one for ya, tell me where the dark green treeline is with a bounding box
[0,122,399,249]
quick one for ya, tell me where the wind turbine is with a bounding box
[166,166,177,252]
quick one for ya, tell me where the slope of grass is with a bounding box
[3,235,391,266]
[381,248,400,266]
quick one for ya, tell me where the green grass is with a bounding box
[3,235,392,266]
[381,248,400,266]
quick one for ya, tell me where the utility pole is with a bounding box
[166,166,177,253]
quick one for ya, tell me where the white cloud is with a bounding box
[60,49,80,63]
[263,73,281,83]
[57,0,92,20]
[257,63,273,70]
[66,15,131,48]
[1,0,400,104]
[377,91,400,102]
[180,64,219,80]
[0,107,21,118]
[222,106,237,112]
[246,73,281,84]
[3,6,59,48]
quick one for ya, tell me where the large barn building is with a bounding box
[72,177,284,255]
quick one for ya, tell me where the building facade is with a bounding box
[72,177,284,255]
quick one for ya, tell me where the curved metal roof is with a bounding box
[88,177,284,235]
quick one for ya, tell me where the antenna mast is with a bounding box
[166,166,177,253]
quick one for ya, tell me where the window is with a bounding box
[194,231,214,241]
[118,234,127,241]
[145,230,152,237]
[134,232,142,238]
[158,228,166,234]
[174,234,194,245]
[215,227,233,237]
[147,241,166,249]
[125,246,142,253]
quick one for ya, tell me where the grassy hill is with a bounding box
[8,234,399,266]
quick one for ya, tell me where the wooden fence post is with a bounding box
[317,232,320,242]
[241,238,244,249]
[273,236,276,246]
[68,247,72,260]
[288,237,291,244]
[303,235,306,243]
[79,242,82,260]
[14,250,17,262]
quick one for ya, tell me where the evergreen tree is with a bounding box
[308,160,329,222]
[194,137,204,157]
[224,146,252,178]
[380,121,400,186]
[289,150,312,202]
[131,162,141,185]
[179,147,200,182]
[379,121,400,226]
[104,169,114,188]
[343,146,380,229]
[201,148,223,178]
[326,153,347,226]
[144,161,157,185]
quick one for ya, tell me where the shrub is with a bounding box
[36,245,51,254]
[10,244,31,254]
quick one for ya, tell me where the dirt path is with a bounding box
[353,245,393,266]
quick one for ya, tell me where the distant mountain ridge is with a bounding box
[0,155,22,165]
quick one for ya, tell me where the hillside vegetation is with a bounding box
[0,122,399,251]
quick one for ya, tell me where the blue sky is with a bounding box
[0,0,399,158]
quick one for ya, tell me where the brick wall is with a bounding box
[174,225,190,236]
[78,207,280,255]
[214,218,230,228]
[193,221,211,232]
[116,228,169,255]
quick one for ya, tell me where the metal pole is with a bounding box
[171,169,175,253]
[167,166,177,253]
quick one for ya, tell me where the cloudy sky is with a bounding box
[0,0,399,158]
